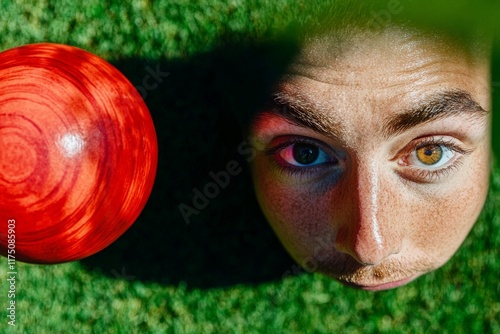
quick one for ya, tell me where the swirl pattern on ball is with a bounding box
[0,43,158,264]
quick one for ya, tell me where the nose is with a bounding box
[335,161,402,265]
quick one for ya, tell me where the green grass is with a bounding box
[1,1,500,333]
[2,170,500,333]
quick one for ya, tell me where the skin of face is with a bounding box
[249,27,491,291]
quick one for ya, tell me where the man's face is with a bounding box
[249,28,491,290]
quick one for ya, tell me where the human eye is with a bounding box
[264,136,343,181]
[397,136,472,183]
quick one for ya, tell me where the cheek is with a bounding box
[407,153,490,264]
[251,156,334,260]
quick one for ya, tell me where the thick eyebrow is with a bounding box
[255,89,487,139]
[382,90,488,138]
[256,91,344,140]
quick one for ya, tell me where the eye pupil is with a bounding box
[417,144,443,165]
[293,143,319,165]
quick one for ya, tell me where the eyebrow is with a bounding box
[382,90,488,138]
[257,89,488,139]
[257,91,344,139]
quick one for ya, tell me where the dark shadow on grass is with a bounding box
[80,37,300,289]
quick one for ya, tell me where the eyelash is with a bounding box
[398,137,471,182]
[264,136,470,182]
[263,137,342,179]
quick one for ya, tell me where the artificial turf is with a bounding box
[1,0,499,333]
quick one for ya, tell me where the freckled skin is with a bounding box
[250,28,491,290]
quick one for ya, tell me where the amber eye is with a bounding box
[416,144,443,165]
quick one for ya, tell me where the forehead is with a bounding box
[252,27,491,148]
[278,27,490,116]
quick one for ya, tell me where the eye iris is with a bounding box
[416,144,443,165]
[293,143,319,165]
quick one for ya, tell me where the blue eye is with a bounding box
[278,142,337,167]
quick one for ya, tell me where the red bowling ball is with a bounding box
[0,43,158,263]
